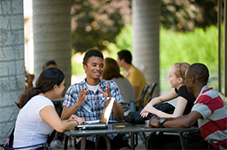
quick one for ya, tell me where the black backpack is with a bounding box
[125,103,175,124]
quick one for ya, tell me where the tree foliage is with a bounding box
[71,0,131,53]
[161,0,219,31]
[71,0,219,53]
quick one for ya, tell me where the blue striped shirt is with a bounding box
[63,78,124,141]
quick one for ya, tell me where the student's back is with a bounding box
[122,64,146,98]
[112,77,135,103]
[117,50,147,99]
[14,95,54,148]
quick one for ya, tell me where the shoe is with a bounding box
[52,139,64,148]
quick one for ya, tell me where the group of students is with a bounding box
[11,49,226,149]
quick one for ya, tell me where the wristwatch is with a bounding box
[158,118,166,128]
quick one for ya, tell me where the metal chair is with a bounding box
[134,84,150,110]
[143,83,157,106]
[123,83,157,111]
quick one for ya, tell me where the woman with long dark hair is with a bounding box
[13,68,85,149]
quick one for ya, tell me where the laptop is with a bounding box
[76,97,115,130]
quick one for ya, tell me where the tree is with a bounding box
[71,0,220,53]
[71,0,131,53]
[161,0,219,31]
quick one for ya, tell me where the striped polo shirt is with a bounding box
[191,85,227,149]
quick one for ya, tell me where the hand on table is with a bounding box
[140,104,156,118]
[149,116,160,128]
[69,114,85,125]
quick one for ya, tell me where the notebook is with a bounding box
[76,97,115,130]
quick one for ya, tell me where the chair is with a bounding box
[123,83,157,111]
[121,85,150,145]
[123,84,156,144]
[134,84,150,109]
[143,83,157,106]
[135,83,157,143]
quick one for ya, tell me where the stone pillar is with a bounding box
[0,0,24,143]
[132,0,160,97]
[33,0,72,90]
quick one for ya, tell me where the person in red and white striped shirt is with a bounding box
[149,63,227,149]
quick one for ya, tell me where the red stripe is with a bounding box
[212,139,227,149]
[196,95,224,113]
[202,88,213,93]
[200,118,227,138]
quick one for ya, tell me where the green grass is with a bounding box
[160,26,218,69]
[71,54,84,75]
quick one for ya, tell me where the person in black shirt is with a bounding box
[141,62,195,118]
[140,62,197,149]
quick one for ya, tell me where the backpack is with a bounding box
[125,103,175,124]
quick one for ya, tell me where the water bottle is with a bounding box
[129,101,135,112]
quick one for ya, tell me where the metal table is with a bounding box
[63,123,200,150]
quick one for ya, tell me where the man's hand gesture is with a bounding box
[78,87,88,106]
[99,82,112,98]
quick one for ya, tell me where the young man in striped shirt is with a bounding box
[149,63,227,149]
[61,49,130,150]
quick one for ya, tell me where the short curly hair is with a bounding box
[82,49,103,65]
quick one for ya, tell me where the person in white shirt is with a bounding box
[13,68,85,149]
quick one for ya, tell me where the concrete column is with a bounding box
[132,0,160,97]
[33,0,72,90]
[0,0,24,143]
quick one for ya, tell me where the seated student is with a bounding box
[149,63,227,149]
[117,50,147,99]
[140,62,196,149]
[140,62,195,118]
[40,60,64,148]
[61,49,130,150]
[26,59,63,148]
[101,57,135,103]
[13,68,85,149]
[25,60,58,91]
[42,60,58,70]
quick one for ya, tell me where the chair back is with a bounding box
[123,83,157,113]
[135,84,150,108]
[142,83,157,106]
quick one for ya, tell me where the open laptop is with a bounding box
[76,97,115,130]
